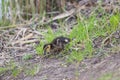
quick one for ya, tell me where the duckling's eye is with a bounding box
[64,39,68,42]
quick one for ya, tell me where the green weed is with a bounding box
[109,13,120,33]
[66,11,120,63]
[0,61,21,77]
[12,67,21,77]
[67,16,94,63]
[22,54,33,60]
[44,27,56,43]
[98,73,113,80]
[66,50,84,63]
[35,41,45,55]
[36,8,120,63]
[0,67,8,74]
[24,64,40,76]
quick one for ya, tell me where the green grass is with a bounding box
[34,5,120,63]
[66,11,120,63]
[22,54,33,60]
[98,73,113,80]
[36,11,120,63]
[0,60,40,77]
[1,2,120,79]
[35,41,45,55]
[0,67,8,74]
[24,64,40,76]
[35,26,67,55]
[0,61,20,77]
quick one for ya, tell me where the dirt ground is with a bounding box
[1,51,120,80]
[0,0,120,80]
[23,52,120,80]
[0,24,120,79]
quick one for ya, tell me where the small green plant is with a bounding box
[24,64,40,76]
[44,27,56,42]
[98,73,113,80]
[0,60,22,77]
[12,67,21,77]
[66,50,84,63]
[67,16,95,63]
[22,54,33,60]
[109,13,120,33]
[8,61,22,77]
[0,67,8,74]
[35,41,45,55]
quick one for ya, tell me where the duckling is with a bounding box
[43,36,70,56]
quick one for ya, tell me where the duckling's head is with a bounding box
[43,43,52,55]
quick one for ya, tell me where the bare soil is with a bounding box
[2,51,120,80]
[23,52,120,80]
[0,0,120,80]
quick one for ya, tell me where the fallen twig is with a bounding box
[12,33,33,45]
[21,39,39,45]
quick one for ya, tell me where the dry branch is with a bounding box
[12,33,33,45]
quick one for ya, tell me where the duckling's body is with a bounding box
[43,36,70,56]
